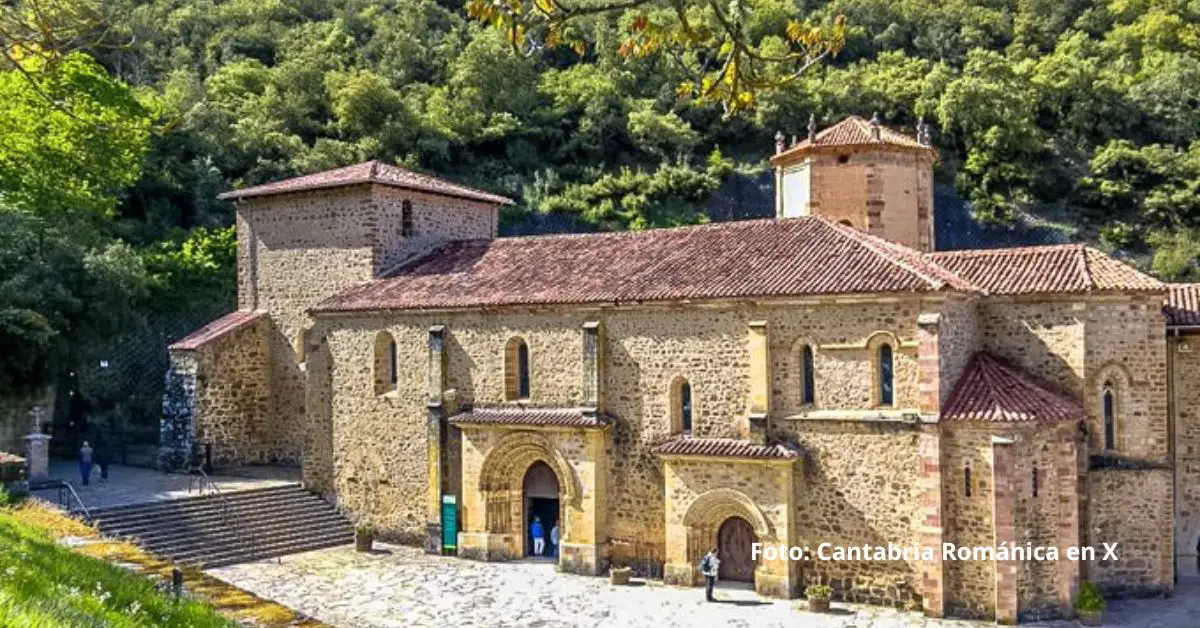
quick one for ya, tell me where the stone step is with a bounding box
[105,505,345,544]
[129,513,351,554]
[87,484,302,519]
[199,533,354,569]
[96,496,337,534]
[174,528,354,567]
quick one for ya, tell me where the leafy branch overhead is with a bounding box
[466,0,846,114]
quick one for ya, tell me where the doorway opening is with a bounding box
[717,516,757,583]
[522,461,559,558]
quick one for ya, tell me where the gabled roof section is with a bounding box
[448,407,608,429]
[169,311,266,351]
[652,436,799,460]
[1166,283,1200,327]
[216,160,514,205]
[770,115,931,164]
[942,353,1083,423]
[928,245,1164,295]
[312,216,975,313]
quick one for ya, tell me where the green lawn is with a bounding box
[0,509,233,627]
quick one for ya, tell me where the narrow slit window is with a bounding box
[517,341,530,399]
[388,340,398,386]
[878,343,894,406]
[964,461,972,497]
[680,381,692,432]
[1103,386,1115,450]
[801,345,815,405]
[1032,467,1039,498]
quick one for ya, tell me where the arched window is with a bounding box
[401,200,414,237]
[964,460,972,498]
[670,377,693,434]
[878,343,894,406]
[1103,383,1116,450]
[374,331,398,395]
[800,345,816,406]
[505,337,531,400]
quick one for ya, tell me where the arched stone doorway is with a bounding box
[717,516,758,582]
[522,461,560,557]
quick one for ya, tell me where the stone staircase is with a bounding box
[87,484,353,569]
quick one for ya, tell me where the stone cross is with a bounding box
[24,405,51,483]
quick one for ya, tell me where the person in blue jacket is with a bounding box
[531,516,545,556]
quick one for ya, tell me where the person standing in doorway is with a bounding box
[550,523,560,559]
[78,441,94,486]
[531,516,545,556]
[701,548,720,602]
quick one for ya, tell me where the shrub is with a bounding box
[1075,582,1106,613]
[805,584,832,600]
[0,451,25,486]
[355,523,375,536]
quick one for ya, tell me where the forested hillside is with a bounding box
[2,0,1198,441]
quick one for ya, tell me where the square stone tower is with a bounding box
[770,115,936,252]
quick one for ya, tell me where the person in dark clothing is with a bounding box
[94,437,110,482]
[700,548,720,602]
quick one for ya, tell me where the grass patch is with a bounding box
[1,502,321,627]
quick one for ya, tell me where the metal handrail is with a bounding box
[186,467,264,565]
[188,467,230,523]
[58,480,92,522]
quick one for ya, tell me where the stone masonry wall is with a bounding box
[184,316,274,467]
[1171,337,1200,576]
[772,419,923,606]
[1086,468,1173,595]
[307,298,928,561]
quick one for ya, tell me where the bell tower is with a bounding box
[770,114,936,252]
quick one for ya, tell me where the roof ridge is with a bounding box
[928,243,1085,258]
[1077,245,1095,292]
[818,218,975,292]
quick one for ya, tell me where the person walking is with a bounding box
[531,516,545,556]
[94,437,110,483]
[700,548,720,602]
[78,441,94,486]
[550,523,560,559]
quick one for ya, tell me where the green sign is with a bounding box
[441,495,457,552]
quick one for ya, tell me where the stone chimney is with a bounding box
[808,114,818,143]
[869,112,882,142]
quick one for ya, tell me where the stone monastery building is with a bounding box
[165,115,1200,622]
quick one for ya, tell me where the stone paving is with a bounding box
[31,460,299,511]
[208,544,1200,628]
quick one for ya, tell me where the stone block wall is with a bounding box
[162,314,295,469]
[1086,467,1173,596]
[1171,336,1200,576]
[772,419,923,606]
[307,298,928,561]
[977,298,1086,398]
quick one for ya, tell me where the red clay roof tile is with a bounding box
[169,311,265,351]
[652,437,799,460]
[448,407,608,428]
[928,245,1164,295]
[313,217,974,313]
[217,160,513,205]
[942,353,1082,422]
[771,116,930,164]
[1166,283,1200,327]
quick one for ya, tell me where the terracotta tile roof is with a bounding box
[928,245,1164,295]
[942,353,1082,423]
[771,116,930,164]
[313,217,976,313]
[448,407,609,428]
[1166,284,1200,327]
[169,311,266,351]
[216,160,514,205]
[652,437,799,460]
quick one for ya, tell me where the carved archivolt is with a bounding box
[681,488,772,538]
[477,431,579,503]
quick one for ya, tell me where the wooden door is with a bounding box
[717,517,757,582]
